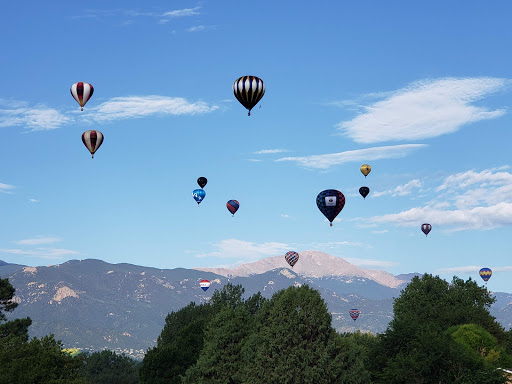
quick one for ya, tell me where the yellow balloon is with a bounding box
[360,164,371,177]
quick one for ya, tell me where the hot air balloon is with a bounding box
[349,309,360,321]
[197,177,207,189]
[71,82,94,111]
[479,268,492,282]
[226,200,239,216]
[193,189,206,205]
[421,223,432,236]
[285,251,299,268]
[82,130,103,158]
[360,164,371,178]
[316,190,345,226]
[200,279,211,291]
[359,186,370,199]
[233,76,265,116]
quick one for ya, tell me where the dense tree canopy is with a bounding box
[371,274,511,384]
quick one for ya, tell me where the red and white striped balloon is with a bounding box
[71,82,94,111]
[82,130,104,158]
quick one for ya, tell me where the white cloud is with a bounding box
[281,214,291,219]
[187,25,216,32]
[196,239,289,261]
[437,265,512,274]
[368,202,512,231]
[89,96,219,122]
[345,257,398,268]
[310,241,365,248]
[0,105,70,130]
[365,167,512,231]
[436,169,512,210]
[1,96,218,131]
[0,183,15,194]
[162,7,200,18]
[373,179,422,197]
[160,7,201,23]
[276,144,426,169]
[254,149,288,154]
[15,236,62,245]
[337,77,508,143]
[0,248,79,259]
[29,198,39,203]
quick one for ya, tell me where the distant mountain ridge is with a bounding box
[0,252,510,359]
[195,250,407,288]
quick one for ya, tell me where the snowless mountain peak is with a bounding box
[195,250,406,288]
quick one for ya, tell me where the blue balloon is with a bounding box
[193,189,206,205]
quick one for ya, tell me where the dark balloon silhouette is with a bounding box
[197,177,207,189]
[359,186,370,199]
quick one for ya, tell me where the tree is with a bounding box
[372,274,508,383]
[80,350,139,384]
[0,334,87,384]
[139,302,214,384]
[140,284,247,384]
[0,277,18,320]
[447,324,512,369]
[242,285,336,384]
[183,291,266,384]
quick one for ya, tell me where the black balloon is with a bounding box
[359,186,370,199]
[197,177,207,189]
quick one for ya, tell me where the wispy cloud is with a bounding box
[0,183,15,194]
[437,265,512,274]
[160,7,201,23]
[74,8,201,24]
[1,96,219,131]
[89,96,219,122]
[337,77,508,143]
[196,239,289,261]
[0,103,70,131]
[368,203,512,230]
[28,198,39,203]
[254,149,288,154]
[365,167,512,231]
[0,248,79,259]
[309,241,366,249]
[276,144,426,170]
[373,179,422,197]
[345,257,398,268]
[15,236,62,245]
[187,25,216,32]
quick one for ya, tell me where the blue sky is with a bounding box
[1,1,512,292]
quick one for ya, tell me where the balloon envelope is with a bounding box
[227,200,239,215]
[193,189,206,204]
[197,177,207,189]
[360,164,371,177]
[71,82,94,111]
[421,223,432,236]
[233,76,265,116]
[359,186,370,199]
[200,279,211,291]
[479,268,492,282]
[285,251,299,268]
[316,190,345,226]
[82,130,103,158]
[349,309,360,321]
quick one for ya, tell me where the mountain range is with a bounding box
[1,251,510,359]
